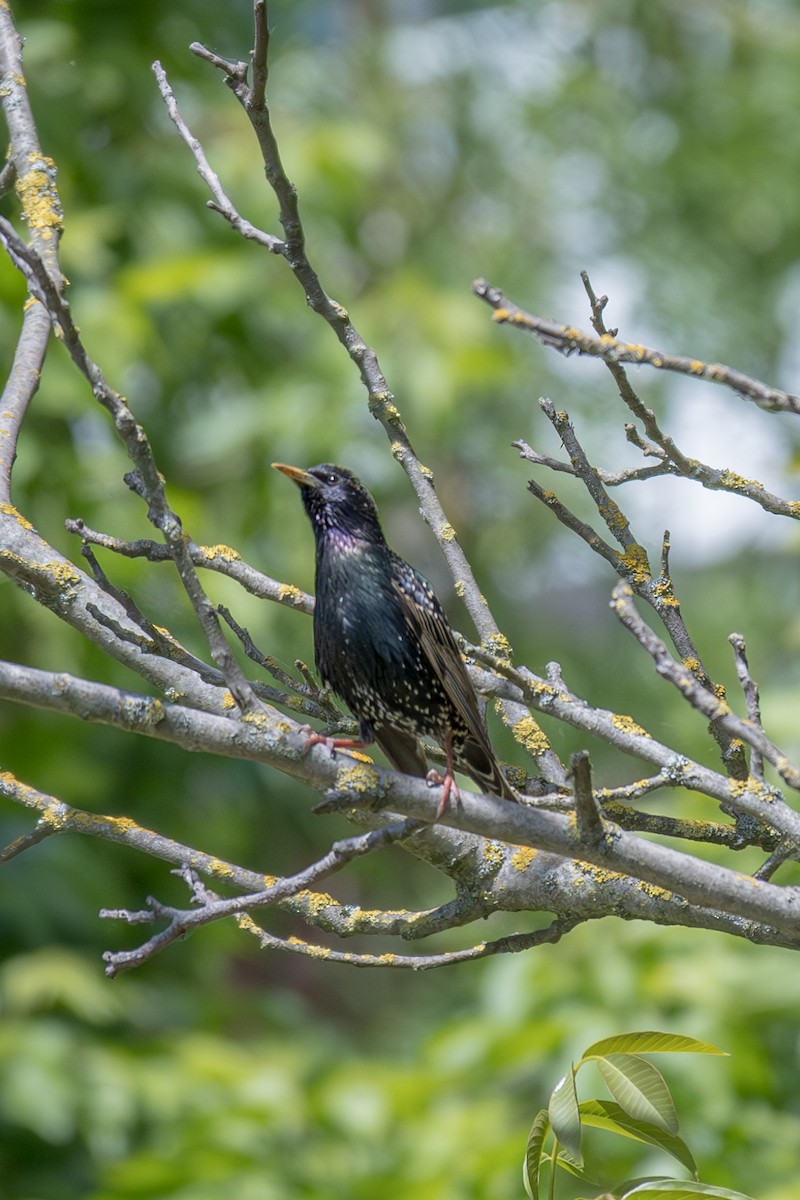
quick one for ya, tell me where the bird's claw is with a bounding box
[301,729,336,757]
[300,726,367,760]
[426,768,460,819]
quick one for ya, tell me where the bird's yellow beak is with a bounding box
[271,462,321,489]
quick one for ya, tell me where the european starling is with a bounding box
[272,462,515,812]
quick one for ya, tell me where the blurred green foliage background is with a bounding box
[2,0,800,1196]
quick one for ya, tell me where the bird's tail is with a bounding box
[375,727,430,778]
[377,726,517,802]
[457,738,517,802]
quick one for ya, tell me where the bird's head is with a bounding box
[272,462,386,544]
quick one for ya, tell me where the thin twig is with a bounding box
[514,438,671,486]
[468,652,797,843]
[0,820,57,864]
[578,270,800,520]
[474,277,800,416]
[152,61,283,252]
[611,581,800,795]
[64,518,314,614]
[101,818,425,975]
[729,633,764,781]
[0,7,63,501]
[526,399,745,777]
[171,19,508,658]
[0,216,261,714]
[599,802,761,851]
[235,913,583,970]
[754,845,800,882]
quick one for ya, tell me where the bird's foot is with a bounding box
[300,728,368,759]
[426,768,460,819]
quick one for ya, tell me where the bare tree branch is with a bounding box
[164,11,567,787]
[611,581,800,793]
[473,276,800,417]
[0,4,63,502]
[173,15,507,654]
[101,820,426,976]
[3,0,800,975]
[576,270,800,520]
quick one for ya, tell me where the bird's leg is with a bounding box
[302,731,367,755]
[426,732,460,819]
[300,719,372,760]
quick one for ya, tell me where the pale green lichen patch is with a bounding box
[134,698,166,727]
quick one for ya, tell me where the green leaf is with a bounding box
[622,1182,756,1200]
[522,1108,549,1200]
[553,1155,602,1185]
[579,1100,698,1178]
[597,1054,679,1134]
[549,1068,583,1167]
[581,1033,727,1061]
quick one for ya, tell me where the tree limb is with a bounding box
[473,277,800,417]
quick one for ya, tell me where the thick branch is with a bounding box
[3,657,800,937]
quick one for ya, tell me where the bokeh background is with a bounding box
[2,1,800,1196]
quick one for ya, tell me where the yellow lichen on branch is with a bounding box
[15,154,63,239]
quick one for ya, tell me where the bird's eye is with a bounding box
[327,473,338,484]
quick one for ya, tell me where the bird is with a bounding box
[272,462,516,814]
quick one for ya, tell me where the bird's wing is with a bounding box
[391,559,515,799]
